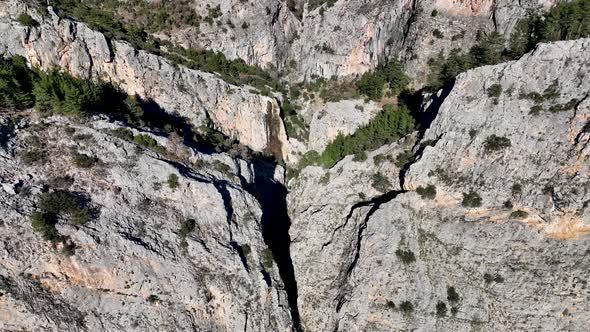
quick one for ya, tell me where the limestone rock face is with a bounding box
[0,2,288,158]
[128,0,556,84]
[0,114,292,331]
[300,99,382,154]
[289,38,590,331]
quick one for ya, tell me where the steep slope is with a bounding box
[0,2,288,158]
[93,0,555,84]
[0,113,293,331]
[289,38,590,331]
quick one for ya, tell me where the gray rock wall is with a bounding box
[289,38,590,331]
[0,115,293,331]
[0,1,289,159]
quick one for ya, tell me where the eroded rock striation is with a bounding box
[289,38,590,331]
[0,114,293,331]
[0,1,289,159]
[149,0,556,84]
[0,0,589,331]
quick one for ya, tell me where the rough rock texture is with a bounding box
[300,99,382,154]
[0,2,289,158]
[0,114,292,331]
[146,0,555,84]
[289,38,590,331]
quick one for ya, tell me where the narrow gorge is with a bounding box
[1,0,589,331]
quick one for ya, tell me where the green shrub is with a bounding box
[373,154,389,165]
[433,29,444,39]
[436,301,447,317]
[38,191,90,225]
[167,174,179,189]
[428,32,504,90]
[71,151,97,168]
[462,191,482,207]
[0,56,35,110]
[133,134,167,154]
[395,150,414,168]
[308,104,414,168]
[33,69,105,115]
[356,60,409,100]
[530,105,544,115]
[509,0,590,58]
[511,183,522,194]
[431,0,590,90]
[395,249,416,264]
[353,150,367,162]
[30,211,59,241]
[147,294,160,303]
[487,84,502,98]
[483,135,511,152]
[510,210,529,219]
[447,286,460,303]
[262,248,274,270]
[399,301,414,315]
[179,219,196,237]
[416,184,437,200]
[17,13,38,27]
[372,172,392,193]
[484,273,505,284]
[431,10,438,17]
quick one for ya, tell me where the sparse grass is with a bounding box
[20,149,47,165]
[71,151,97,168]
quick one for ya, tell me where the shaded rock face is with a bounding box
[140,0,555,84]
[0,115,292,331]
[0,2,289,159]
[289,39,590,331]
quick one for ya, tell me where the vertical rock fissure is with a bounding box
[250,159,302,331]
[331,83,453,330]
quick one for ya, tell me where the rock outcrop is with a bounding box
[0,114,292,331]
[148,0,556,84]
[289,38,590,331]
[0,1,289,159]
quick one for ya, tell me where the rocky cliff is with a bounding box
[0,112,295,331]
[146,0,556,84]
[289,38,590,331]
[1,0,589,331]
[0,1,289,159]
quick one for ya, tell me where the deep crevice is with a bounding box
[331,83,454,330]
[251,158,302,331]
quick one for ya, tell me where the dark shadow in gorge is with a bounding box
[252,157,301,331]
